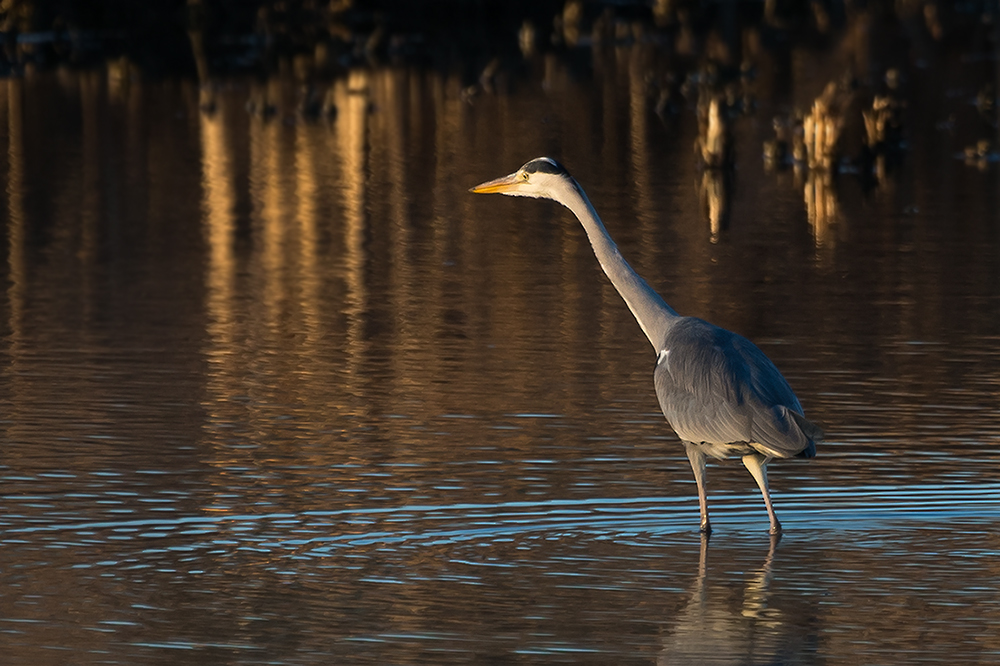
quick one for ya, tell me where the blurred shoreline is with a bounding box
[0,1,994,81]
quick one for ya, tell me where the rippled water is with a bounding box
[1,39,1000,664]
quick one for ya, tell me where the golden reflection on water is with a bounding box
[5,79,23,343]
[804,170,839,248]
[4,79,26,458]
[199,86,240,512]
[199,85,237,352]
[336,70,372,412]
[1,53,993,460]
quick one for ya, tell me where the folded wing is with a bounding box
[654,318,821,459]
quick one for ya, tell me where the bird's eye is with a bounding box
[522,172,529,181]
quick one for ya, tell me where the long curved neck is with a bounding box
[558,181,679,351]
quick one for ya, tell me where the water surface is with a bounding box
[1,38,1000,665]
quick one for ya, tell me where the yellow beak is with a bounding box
[469,172,520,194]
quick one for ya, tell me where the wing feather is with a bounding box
[653,318,821,459]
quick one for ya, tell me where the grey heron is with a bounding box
[470,157,821,535]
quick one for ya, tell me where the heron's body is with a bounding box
[655,316,817,461]
[471,157,822,534]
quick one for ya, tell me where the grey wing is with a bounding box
[653,324,819,458]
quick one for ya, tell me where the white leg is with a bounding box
[684,442,711,534]
[742,453,781,535]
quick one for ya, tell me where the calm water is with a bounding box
[1,40,1000,665]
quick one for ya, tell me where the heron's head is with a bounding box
[469,157,578,202]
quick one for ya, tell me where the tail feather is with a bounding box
[791,410,822,459]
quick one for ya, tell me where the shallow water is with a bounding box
[1,40,1000,665]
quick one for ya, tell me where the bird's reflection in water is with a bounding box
[659,536,818,665]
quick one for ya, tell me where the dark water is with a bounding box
[1,41,1000,665]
